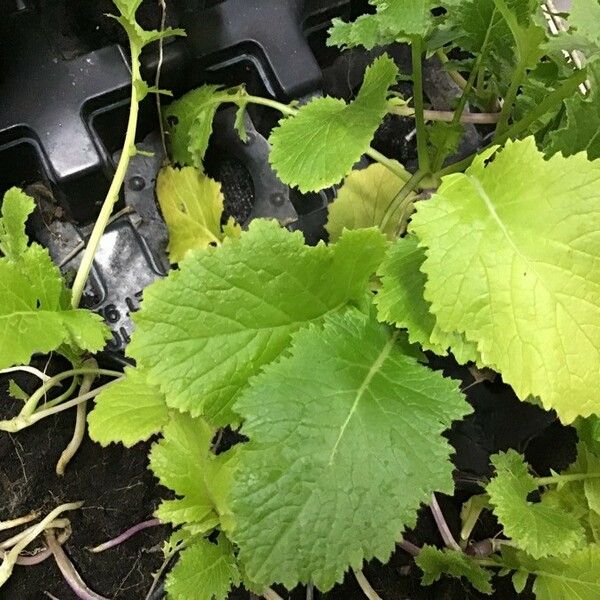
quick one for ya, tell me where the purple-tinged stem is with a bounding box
[45,530,109,600]
[397,539,421,557]
[90,518,161,554]
[430,493,462,552]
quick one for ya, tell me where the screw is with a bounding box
[129,176,145,191]
[270,192,286,206]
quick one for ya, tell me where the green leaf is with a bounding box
[328,0,439,50]
[0,188,33,260]
[230,310,470,591]
[149,412,238,531]
[547,61,600,160]
[0,189,109,368]
[7,380,28,402]
[326,163,411,242]
[442,0,544,96]
[507,545,600,600]
[87,367,168,448]
[164,85,227,168]
[165,535,240,600]
[409,137,600,423]
[568,0,600,49]
[376,236,479,364]
[110,1,184,63]
[269,55,398,192]
[541,443,600,544]
[128,220,387,425]
[486,450,585,559]
[156,166,226,263]
[415,546,493,594]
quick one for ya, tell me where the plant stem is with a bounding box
[379,170,427,232]
[19,368,120,418]
[40,377,80,411]
[430,493,462,552]
[435,49,469,91]
[536,472,600,486]
[0,381,117,433]
[263,588,285,600]
[0,502,82,586]
[156,0,168,158]
[0,366,51,383]
[492,0,530,138]
[411,36,430,173]
[0,519,70,550]
[397,539,421,557]
[388,105,500,124]
[56,361,98,476]
[90,519,161,553]
[365,148,409,179]
[70,37,142,308]
[45,530,109,600]
[0,512,39,532]
[353,570,383,600]
[436,68,587,178]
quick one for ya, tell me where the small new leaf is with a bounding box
[415,546,493,594]
[165,535,241,600]
[164,85,230,168]
[87,367,168,448]
[149,412,238,531]
[231,310,470,591]
[269,55,398,192]
[486,450,585,559]
[156,166,228,263]
[329,0,439,49]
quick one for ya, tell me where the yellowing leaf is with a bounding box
[157,166,227,264]
[410,138,600,423]
[326,162,411,242]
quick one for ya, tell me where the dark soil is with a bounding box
[0,357,166,600]
[0,354,575,600]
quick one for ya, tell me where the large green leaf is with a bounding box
[269,56,398,192]
[128,220,387,425]
[486,451,585,559]
[230,310,470,590]
[0,188,109,368]
[410,138,600,423]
